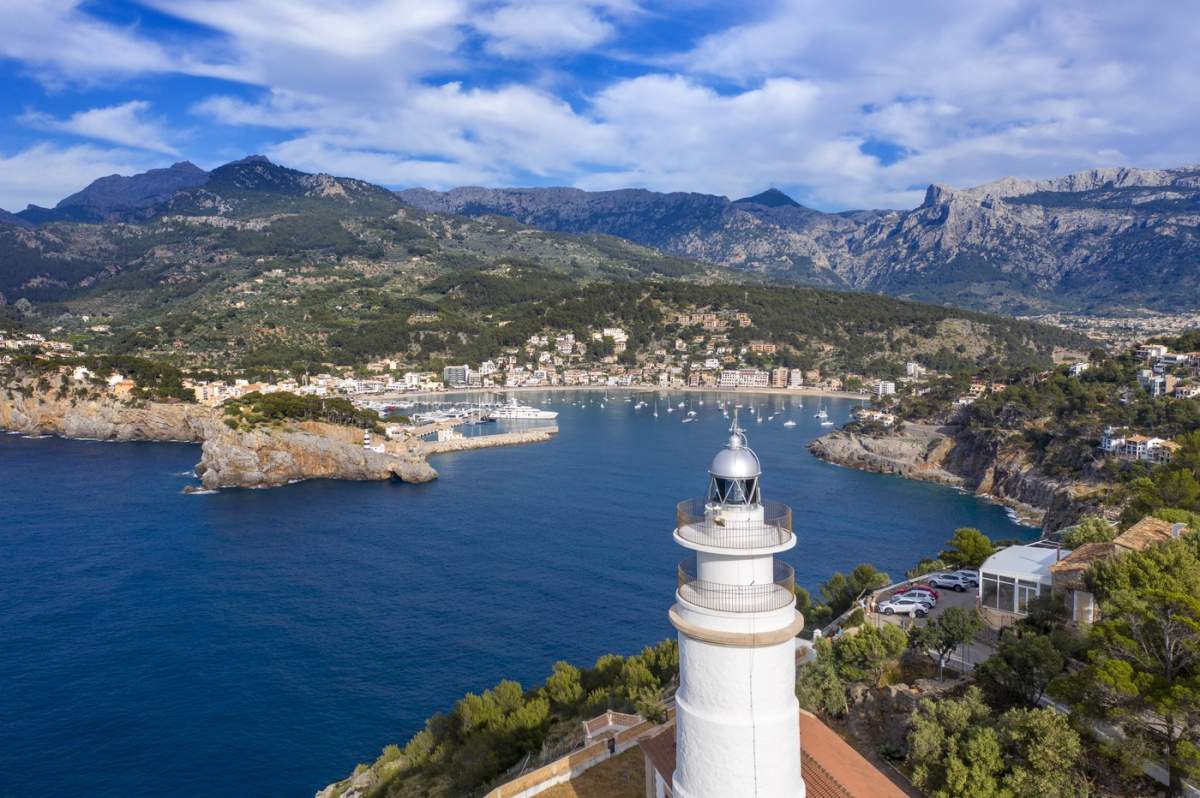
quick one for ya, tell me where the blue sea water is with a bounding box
[0,393,1035,797]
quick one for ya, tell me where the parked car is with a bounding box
[878,596,931,617]
[927,572,972,592]
[893,589,938,606]
[953,569,980,585]
[907,584,940,600]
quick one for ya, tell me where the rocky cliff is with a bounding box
[0,382,437,490]
[808,423,1097,531]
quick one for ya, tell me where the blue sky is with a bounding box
[1,1,1198,211]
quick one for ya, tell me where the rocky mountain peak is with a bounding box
[733,188,802,208]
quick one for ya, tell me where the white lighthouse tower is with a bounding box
[670,415,804,798]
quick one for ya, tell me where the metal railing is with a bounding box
[674,498,793,550]
[676,559,796,613]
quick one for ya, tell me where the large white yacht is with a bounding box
[490,398,559,420]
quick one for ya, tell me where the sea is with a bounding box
[0,392,1035,797]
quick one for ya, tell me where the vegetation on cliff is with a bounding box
[222,391,382,432]
[324,640,678,798]
[1,352,193,402]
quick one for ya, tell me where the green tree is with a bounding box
[833,623,907,686]
[795,638,848,718]
[818,563,890,619]
[907,687,1004,798]
[543,661,583,712]
[908,687,1087,798]
[975,633,1066,707]
[1062,515,1117,549]
[909,607,984,680]
[941,527,995,569]
[1079,586,1200,797]
[1174,429,1200,477]
[995,707,1088,797]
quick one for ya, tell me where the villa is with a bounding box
[1050,516,1191,624]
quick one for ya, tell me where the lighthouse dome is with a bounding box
[709,438,761,479]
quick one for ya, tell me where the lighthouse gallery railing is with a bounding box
[675,498,792,550]
[676,559,796,613]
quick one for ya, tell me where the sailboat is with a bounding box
[653,400,659,418]
[817,401,834,426]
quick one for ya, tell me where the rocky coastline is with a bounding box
[0,381,437,490]
[808,422,1100,531]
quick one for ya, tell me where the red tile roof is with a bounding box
[637,711,909,798]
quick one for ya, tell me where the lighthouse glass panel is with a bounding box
[710,476,759,505]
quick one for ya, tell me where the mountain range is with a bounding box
[2,157,1199,314]
[399,166,1200,313]
[0,155,1089,376]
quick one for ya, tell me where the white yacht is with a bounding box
[783,419,797,427]
[490,398,559,420]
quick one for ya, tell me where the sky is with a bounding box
[1,0,1198,212]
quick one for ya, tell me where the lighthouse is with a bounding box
[670,415,805,797]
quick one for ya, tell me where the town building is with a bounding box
[1139,369,1177,397]
[770,366,789,388]
[442,364,472,388]
[875,380,896,397]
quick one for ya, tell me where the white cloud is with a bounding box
[0,0,172,82]
[21,101,180,155]
[5,1,1200,210]
[0,143,158,210]
[478,2,625,57]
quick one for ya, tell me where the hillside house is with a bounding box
[1050,517,1191,624]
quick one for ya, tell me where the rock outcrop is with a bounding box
[809,423,1095,531]
[0,382,437,490]
[196,420,436,490]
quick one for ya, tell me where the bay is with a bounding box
[0,392,1033,796]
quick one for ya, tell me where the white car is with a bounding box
[927,572,972,592]
[894,589,938,606]
[878,596,930,617]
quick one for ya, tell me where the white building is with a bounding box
[1068,362,1090,376]
[905,361,926,379]
[875,380,896,397]
[666,419,805,797]
[442,364,472,388]
[978,541,1068,628]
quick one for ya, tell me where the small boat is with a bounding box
[687,410,697,417]
[820,419,834,427]
[677,401,686,408]
[783,419,797,427]
[667,406,675,413]
[814,408,828,420]
[682,417,696,424]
